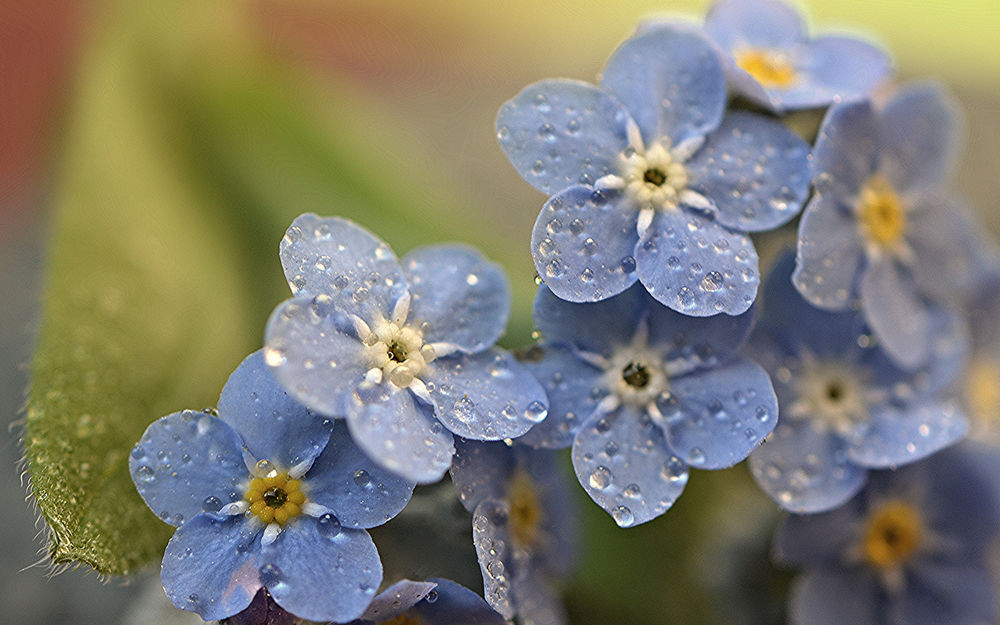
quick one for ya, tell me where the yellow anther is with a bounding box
[244,468,307,525]
[862,499,923,569]
[507,469,542,549]
[858,175,906,248]
[735,48,797,88]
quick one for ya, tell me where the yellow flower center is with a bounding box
[507,469,543,549]
[858,175,906,248]
[735,48,797,88]
[862,500,924,570]
[967,357,1000,427]
[245,473,306,525]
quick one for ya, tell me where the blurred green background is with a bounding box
[2,1,998,623]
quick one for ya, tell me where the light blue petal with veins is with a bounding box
[533,285,643,358]
[907,193,978,303]
[449,438,512,513]
[859,256,931,369]
[646,291,756,370]
[414,578,510,625]
[636,209,759,316]
[811,100,879,199]
[846,400,967,468]
[130,410,247,527]
[686,111,810,232]
[786,36,891,110]
[572,407,689,527]
[278,213,408,322]
[496,79,632,194]
[401,244,510,353]
[880,82,961,193]
[471,499,515,619]
[704,0,805,50]
[793,193,865,311]
[355,580,437,623]
[531,186,640,303]
[601,28,727,146]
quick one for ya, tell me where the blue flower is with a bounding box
[774,443,1000,625]
[263,214,548,484]
[793,83,980,369]
[519,283,777,526]
[964,269,1000,442]
[697,0,892,112]
[340,578,507,625]
[749,254,969,513]
[129,351,415,622]
[449,439,579,624]
[496,25,810,317]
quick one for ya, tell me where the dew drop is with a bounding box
[135,465,154,481]
[353,469,372,488]
[202,496,222,513]
[755,405,771,423]
[569,218,585,235]
[700,271,724,292]
[688,447,706,465]
[524,401,548,422]
[317,513,343,538]
[531,160,546,176]
[612,505,635,527]
[255,459,278,478]
[582,238,599,255]
[425,589,439,604]
[131,445,145,460]
[620,256,637,273]
[259,563,282,586]
[677,286,696,308]
[623,483,642,499]
[263,347,287,367]
[588,466,612,490]
[580,268,594,282]
[544,259,564,278]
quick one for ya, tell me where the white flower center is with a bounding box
[618,139,690,212]
[362,317,436,389]
[790,360,870,435]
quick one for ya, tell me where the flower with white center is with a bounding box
[264,214,548,484]
[129,351,415,623]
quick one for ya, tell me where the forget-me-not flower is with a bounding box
[698,0,892,112]
[750,254,969,514]
[263,214,548,484]
[129,351,415,622]
[340,578,507,625]
[963,268,1000,443]
[449,439,579,624]
[793,83,979,369]
[774,443,1000,625]
[496,25,810,316]
[519,283,777,526]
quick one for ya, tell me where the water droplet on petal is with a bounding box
[259,563,282,586]
[700,271,724,292]
[589,466,612,489]
[620,256,637,273]
[353,469,372,488]
[135,465,154,481]
[202,496,222,513]
[317,513,342,538]
[688,447,706,465]
[612,505,635,527]
[524,401,547,422]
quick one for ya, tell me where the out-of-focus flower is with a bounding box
[129,351,415,622]
[449,439,579,624]
[339,578,507,625]
[793,83,979,369]
[749,254,969,513]
[520,283,776,526]
[774,443,1000,625]
[700,0,892,112]
[264,214,548,484]
[496,25,810,316]
[963,268,1000,443]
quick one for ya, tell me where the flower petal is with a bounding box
[891,562,999,625]
[262,518,381,623]
[601,28,727,146]
[355,580,437,622]
[785,35,891,110]
[880,82,961,193]
[686,111,810,232]
[859,256,931,369]
[792,194,864,310]
[511,566,570,625]
[533,284,644,357]
[218,350,334,471]
[303,418,415,529]
[659,358,776,469]
[516,343,606,449]
[346,384,455,484]
[646,294,756,371]
[749,419,867,513]
[450,438,513,513]
[517,447,582,576]
[160,514,262,621]
[773,498,865,566]
[264,296,370,417]
[278,214,408,322]
[846,399,967,468]
[704,0,806,50]
[788,569,880,625]
[812,99,879,199]
[636,209,759,316]
[130,410,247,527]
[572,407,689,527]
[423,348,549,441]
[400,244,510,353]
[414,578,510,625]
[472,499,515,619]
[906,193,978,303]
[531,186,641,303]
[496,79,632,194]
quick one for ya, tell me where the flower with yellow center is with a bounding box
[860,499,925,594]
[857,174,907,251]
[506,469,543,550]
[245,473,307,525]
[735,48,797,88]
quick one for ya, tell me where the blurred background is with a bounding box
[2,0,998,623]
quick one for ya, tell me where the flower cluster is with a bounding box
[125,0,1000,623]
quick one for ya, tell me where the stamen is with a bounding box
[735,48,797,88]
[858,175,906,250]
[862,500,924,570]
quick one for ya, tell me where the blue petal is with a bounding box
[906,193,978,303]
[686,111,810,231]
[659,358,776,469]
[748,419,867,513]
[846,400,968,468]
[704,0,805,50]
[517,447,582,576]
[355,580,437,623]
[811,99,879,199]
[532,186,640,302]
[783,36,891,110]
[423,349,549,441]
[892,562,999,625]
[262,518,381,623]
[788,569,880,625]
[264,296,370,417]
[472,499,515,619]
[917,444,1000,548]
[533,285,643,357]
[773,498,864,566]
[218,350,334,471]
[636,209,759,316]
[859,256,931,369]
[160,514,262,620]
[496,79,632,194]
[401,244,510,353]
[511,566,570,625]
[880,82,961,193]
[346,384,455,484]
[600,28,727,146]
[450,438,513,513]
[572,407,689,527]
[792,194,865,310]
[645,294,756,371]
[303,419,415,529]
[516,344,606,449]
[415,578,510,625]
[278,214,408,322]
[130,410,247,527]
